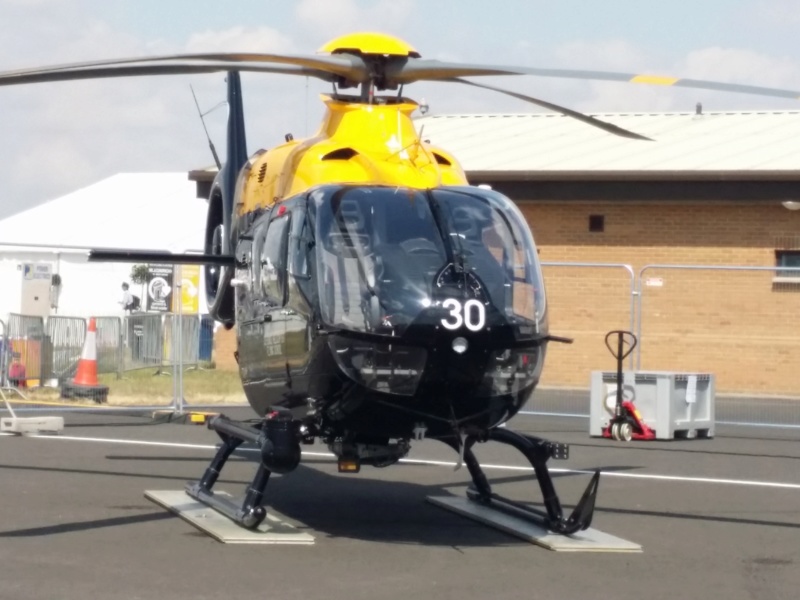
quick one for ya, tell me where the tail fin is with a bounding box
[204,71,248,325]
[221,71,248,225]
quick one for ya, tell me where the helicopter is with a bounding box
[2,32,798,535]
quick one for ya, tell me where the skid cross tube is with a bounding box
[442,428,600,535]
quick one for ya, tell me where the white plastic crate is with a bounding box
[590,371,715,440]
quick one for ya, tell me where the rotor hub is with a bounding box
[318,32,421,58]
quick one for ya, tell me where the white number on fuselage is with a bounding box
[440,298,486,331]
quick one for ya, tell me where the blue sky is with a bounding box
[1,0,799,217]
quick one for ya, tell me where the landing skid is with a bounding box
[184,412,300,530]
[427,495,641,552]
[440,428,600,535]
[432,427,641,551]
[172,412,619,546]
[146,490,314,544]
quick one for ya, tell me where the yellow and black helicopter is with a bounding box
[2,32,798,534]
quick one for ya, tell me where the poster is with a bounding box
[146,264,174,312]
[22,263,52,281]
[20,262,53,318]
[173,264,200,314]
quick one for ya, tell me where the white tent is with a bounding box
[0,173,209,321]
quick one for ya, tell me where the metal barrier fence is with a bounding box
[0,310,226,414]
[0,313,213,386]
[529,262,635,417]
[163,314,200,369]
[123,313,164,372]
[0,318,7,387]
[199,315,214,363]
[96,317,122,377]
[6,313,45,388]
[636,264,800,429]
[1,259,797,432]
[520,263,800,432]
[44,316,86,383]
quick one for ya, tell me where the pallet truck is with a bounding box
[601,330,656,442]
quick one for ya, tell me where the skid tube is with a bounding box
[185,412,301,530]
[440,427,600,535]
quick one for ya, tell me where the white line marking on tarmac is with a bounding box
[36,435,220,451]
[16,434,800,491]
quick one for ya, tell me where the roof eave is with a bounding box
[467,169,800,183]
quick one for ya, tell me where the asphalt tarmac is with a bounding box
[0,408,798,600]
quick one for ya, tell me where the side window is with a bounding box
[260,214,290,304]
[235,237,253,290]
[252,221,268,292]
[288,205,310,280]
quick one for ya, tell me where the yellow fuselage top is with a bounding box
[235,96,467,216]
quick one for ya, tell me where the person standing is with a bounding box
[120,282,134,313]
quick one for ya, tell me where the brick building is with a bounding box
[192,110,800,397]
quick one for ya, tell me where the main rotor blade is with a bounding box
[0,51,367,87]
[397,59,800,101]
[0,62,337,88]
[453,79,653,141]
[6,50,798,101]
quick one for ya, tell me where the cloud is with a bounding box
[680,47,800,89]
[743,0,800,27]
[185,26,299,54]
[294,0,416,39]
[0,0,65,6]
[0,16,327,218]
[541,40,800,114]
[554,39,655,72]
[0,9,201,217]
[2,1,799,221]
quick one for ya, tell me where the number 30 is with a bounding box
[441,298,486,331]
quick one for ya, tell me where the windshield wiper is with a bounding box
[425,190,472,276]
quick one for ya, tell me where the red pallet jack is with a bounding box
[601,330,656,442]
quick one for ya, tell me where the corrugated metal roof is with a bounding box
[415,111,800,174]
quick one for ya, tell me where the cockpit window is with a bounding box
[310,185,546,337]
[430,188,546,326]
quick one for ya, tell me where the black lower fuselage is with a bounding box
[233,184,549,439]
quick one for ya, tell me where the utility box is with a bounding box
[590,371,715,440]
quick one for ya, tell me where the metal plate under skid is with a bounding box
[1,416,64,435]
[427,495,642,553]
[145,490,315,545]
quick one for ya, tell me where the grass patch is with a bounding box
[22,367,248,406]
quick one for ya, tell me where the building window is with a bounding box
[588,215,604,233]
[775,250,800,280]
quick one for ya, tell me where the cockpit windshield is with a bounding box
[310,185,546,338]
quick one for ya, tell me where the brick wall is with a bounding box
[517,201,800,396]
[213,325,238,371]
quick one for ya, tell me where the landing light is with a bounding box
[338,459,361,473]
[452,337,468,354]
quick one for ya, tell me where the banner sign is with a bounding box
[146,264,174,312]
[22,263,52,281]
[173,264,200,314]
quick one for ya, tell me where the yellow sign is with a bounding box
[172,264,200,314]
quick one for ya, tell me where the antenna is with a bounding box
[190,85,222,170]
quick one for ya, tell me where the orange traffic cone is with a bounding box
[74,318,100,385]
[60,318,109,403]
